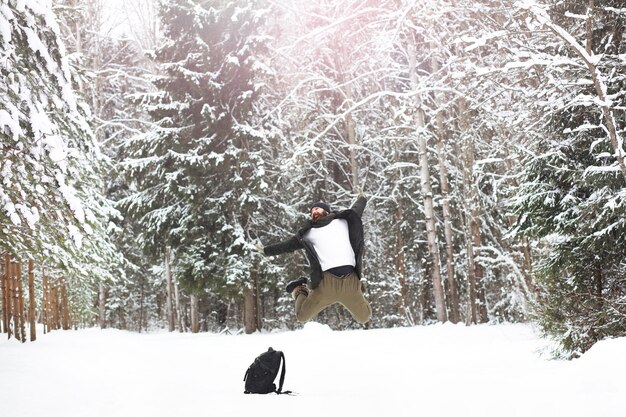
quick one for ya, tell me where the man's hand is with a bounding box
[256,242,265,255]
[351,186,367,215]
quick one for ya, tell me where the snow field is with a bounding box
[1,322,624,417]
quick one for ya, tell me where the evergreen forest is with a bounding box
[1,0,625,358]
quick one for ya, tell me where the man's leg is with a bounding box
[339,273,372,324]
[294,274,340,322]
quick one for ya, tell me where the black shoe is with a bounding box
[285,277,308,294]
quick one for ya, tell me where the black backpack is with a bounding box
[243,347,288,394]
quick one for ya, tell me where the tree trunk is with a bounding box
[345,103,359,189]
[18,263,26,341]
[409,43,447,323]
[585,0,595,55]
[340,40,360,191]
[7,260,14,339]
[0,260,4,334]
[42,271,50,333]
[2,253,9,334]
[51,286,60,331]
[190,294,199,333]
[8,261,14,338]
[139,281,145,333]
[457,98,487,324]
[521,237,533,291]
[431,49,460,323]
[119,307,127,330]
[174,281,184,332]
[419,108,447,322]
[394,202,413,325]
[594,264,603,308]
[243,285,257,334]
[7,260,15,339]
[253,269,262,331]
[437,138,460,323]
[98,283,106,329]
[61,281,70,330]
[457,99,476,324]
[28,260,36,342]
[465,230,478,325]
[466,142,488,323]
[469,195,488,323]
[164,246,175,332]
[14,262,25,341]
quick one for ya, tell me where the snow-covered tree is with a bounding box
[510,0,626,356]
[0,0,118,318]
[121,0,275,333]
[260,0,535,328]
[52,0,162,330]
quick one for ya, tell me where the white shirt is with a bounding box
[303,218,355,271]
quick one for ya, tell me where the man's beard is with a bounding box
[312,211,326,222]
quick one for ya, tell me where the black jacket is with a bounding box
[264,196,367,289]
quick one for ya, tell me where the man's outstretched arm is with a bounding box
[261,235,303,257]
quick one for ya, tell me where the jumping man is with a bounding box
[258,191,372,324]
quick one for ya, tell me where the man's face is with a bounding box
[311,207,328,221]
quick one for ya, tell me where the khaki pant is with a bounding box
[294,272,372,324]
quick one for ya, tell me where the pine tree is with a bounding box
[121,0,274,332]
[511,0,626,356]
[0,0,117,300]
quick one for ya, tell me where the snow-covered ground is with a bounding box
[1,322,624,417]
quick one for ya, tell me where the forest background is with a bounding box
[1,0,625,358]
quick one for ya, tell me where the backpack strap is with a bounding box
[276,351,287,394]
